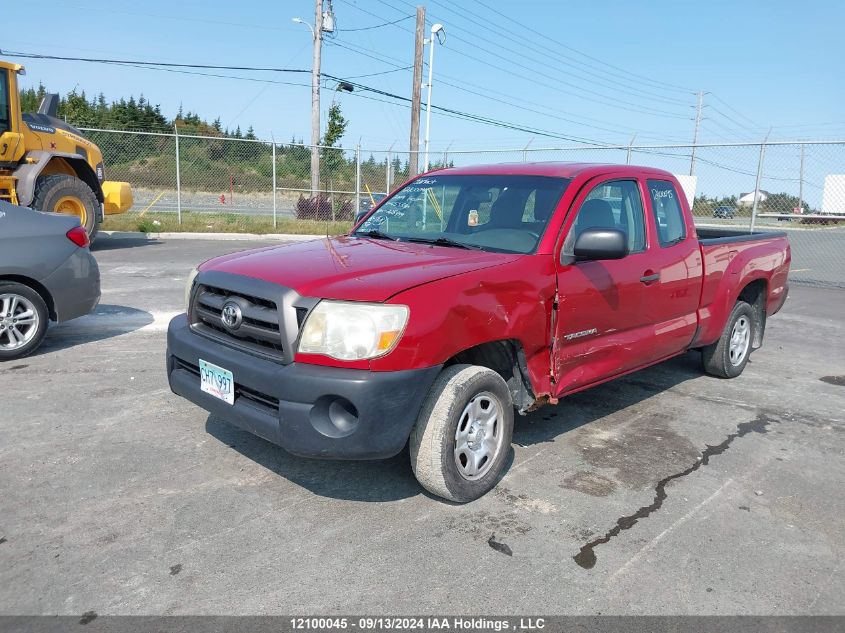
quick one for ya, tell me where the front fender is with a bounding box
[370,255,556,396]
[14,151,104,207]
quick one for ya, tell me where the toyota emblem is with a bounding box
[221,301,243,330]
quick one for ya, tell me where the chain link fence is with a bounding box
[84,128,845,287]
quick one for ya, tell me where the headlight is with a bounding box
[184,267,199,312]
[298,301,409,361]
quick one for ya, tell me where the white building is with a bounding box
[738,190,770,206]
[821,175,845,215]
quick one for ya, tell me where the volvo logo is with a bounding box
[221,301,243,330]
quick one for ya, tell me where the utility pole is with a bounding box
[689,90,704,176]
[408,6,425,177]
[310,0,323,198]
[626,133,637,165]
[750,128,772,234]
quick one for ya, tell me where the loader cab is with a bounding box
[0,61,25,166]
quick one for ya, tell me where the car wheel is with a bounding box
[701,300,755,378]
[31,174,101,241]
[409,364,514,502]
[0,283,50,361]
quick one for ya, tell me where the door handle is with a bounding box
[640,272,660,284]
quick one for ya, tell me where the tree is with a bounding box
[321,103,349,184]
[322,102,348,148]
[762,192,812,214]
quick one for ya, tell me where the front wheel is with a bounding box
[701,300,755,378]
[31,174,101,241]
[409,364,514,502]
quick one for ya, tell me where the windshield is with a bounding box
[355,174,571,254]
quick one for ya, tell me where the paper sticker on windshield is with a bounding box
[468,210,479,226]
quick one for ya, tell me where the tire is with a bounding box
[31,174,100,241]
[0,282,50,361]
[701,300,755,378]
[410,364,514,502]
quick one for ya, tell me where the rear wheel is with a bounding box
[0,283,49,361]
[31,174,100,241]
[701,300,755,378]
[410,364,514,502]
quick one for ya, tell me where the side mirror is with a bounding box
[354,210,368,225]
[573,228,628,261]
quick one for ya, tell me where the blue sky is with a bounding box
[5,0,845,151]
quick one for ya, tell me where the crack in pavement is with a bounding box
[573,413,776,570]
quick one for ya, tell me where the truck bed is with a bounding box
[696,226,788,245]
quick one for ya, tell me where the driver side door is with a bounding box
[552,176,656,396]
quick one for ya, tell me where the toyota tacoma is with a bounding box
[167,163,790,502]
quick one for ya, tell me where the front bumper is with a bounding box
[166,314,441,459]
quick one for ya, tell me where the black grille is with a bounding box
[173,358,280,411]
[191,285,285,359]
[295,307,309,329]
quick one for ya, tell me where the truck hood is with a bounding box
[201,236,522,302]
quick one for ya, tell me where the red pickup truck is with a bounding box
[167,163,790,502]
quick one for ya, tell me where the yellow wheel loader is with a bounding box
[0,59,133,240]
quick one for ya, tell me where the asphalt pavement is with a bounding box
[0,237,843,615]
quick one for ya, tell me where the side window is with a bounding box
[647,180,686,246]
[0,69,9,134]
[564,179,646,256]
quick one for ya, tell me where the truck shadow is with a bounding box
[204,416,423,502]
[204,351,704,503]
[512,351,705,447]
[38,304,155,354]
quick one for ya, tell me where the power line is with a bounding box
[3,50,310,73]
[325,38,694,142]
[422,0,692,107]
[369,1,692,119]
[343,66,413,79]
[710,93,763,129]
[467,0,695,94]
[338,14,414,31]
[9,48,612,146]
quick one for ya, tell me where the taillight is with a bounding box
[66,226,90,248]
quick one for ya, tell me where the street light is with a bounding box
[422,23,445,173]
[291,17,314,36]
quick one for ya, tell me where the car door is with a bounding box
[552,176,655,396]
[641,178,702,360]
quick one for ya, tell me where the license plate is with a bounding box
[199,359,234,405]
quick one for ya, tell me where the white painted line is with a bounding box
[52,310,182,334]
[99,231,324,242]
[607,478,734,583]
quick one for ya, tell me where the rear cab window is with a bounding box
[647,180,687,247]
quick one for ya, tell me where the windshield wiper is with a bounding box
[357,229,399,241]
[405,236,483,250]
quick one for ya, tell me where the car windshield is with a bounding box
[354,174,571,254]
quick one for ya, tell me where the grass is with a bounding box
[102,211,353,235]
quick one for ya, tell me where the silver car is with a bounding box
[0,201,100,360]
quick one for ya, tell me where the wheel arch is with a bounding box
[13,151,104,207]
[0,275,56,321]
[737,277,768,349]
[444,339,538,414]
